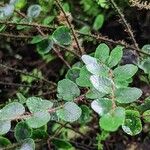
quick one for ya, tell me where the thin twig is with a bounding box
[0,20,54,30]
[109,0,140,53]
[0,81,40,88]
[0,64,57,87]
[54,0,85,55]
[0,32,32,39]
[53,46,71,68]
[78,32,150,57]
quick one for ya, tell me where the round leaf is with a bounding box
[143,110,150,123]
[113,64,138,81]
[115,87,142,103]
[107,45,123,68]
[57,79,80,101]
[81,55,97,65]
[122,110,142,135]
[26,112,50,128]
[0,102,25,120]
[76,66,92,87]
[18,138,35,150]
[94,43,110,63]
[100,107,125,131]
[91,98,112,116]
[36,39,53,55]
[0,136,11,147]
[27,4,42,18]
[14,121,32,141]
[26,97,53,113]
[0,121,11,135]
[52,26,71,45]
[66,67,80,82]
[90,75,112,94]
[93,14,104,31]
[56,102,82,122]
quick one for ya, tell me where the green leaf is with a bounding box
[97,0,109,9]
[0,120,11,135]
[0,102,25,120]
[143,110,150,123]
[90,75,112,94]
[122,110,142,136]
[0,136,11,148]
[94,43,110,63]
[52,26,71,45]
[18,138,35,150]
[52,139,72,149]
[26,97,53,113]
[16,93,26,104]
[26,112,50,128]
[91,98,112,116]
[86,88,106,99]
[66,67,80,82]
[30,35,46,44]
[138,96,150,113]
[78,105,92,124]
[141,44,150,58]
[32,127,48,139]
[81,55,97,65]
[43,16,55,25]
[76,66,92,87]
[86,62,109,76]
[15,121,32,141]
[107,45,124,68]
[57,79,80,101]
[10,0,27,9]
[100,107,125,131]
[36,38,53,55]
[115,87,142,103]
[93,14,104,31]
[56,102,82,122]
[139,58,150,74]
[0,4,14,20]
[113,64,138,81]
[27,4,42,18]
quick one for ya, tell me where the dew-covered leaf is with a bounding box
[115,87,142,103]
[17,138,35,150]
[57,79,80,101]
[26,112,50,128]
[91,98,112,116]
[0,102,25,120]
[113,64,138,81]
[0,121,11,135]
[26,97,53,113]
[90,75,112,94]
[56,102,82,122]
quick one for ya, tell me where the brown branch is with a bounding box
[0,20,54,30]
[0,32,32,39]
[0,64,57,87]
[109,0,140,53]
[54,0,85,55]
[53,46,71,68]
[78,32,150,57]
[0,81,40,88]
